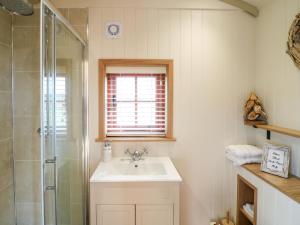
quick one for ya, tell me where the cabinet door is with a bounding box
[136,205,173,225]
[96,205,135,225]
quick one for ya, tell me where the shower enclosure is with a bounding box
[0,0,88,225]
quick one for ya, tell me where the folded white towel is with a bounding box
[225,145,263,166]
[226,145,262,157]
[243,203,254,218]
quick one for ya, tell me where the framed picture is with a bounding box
[261,143,291,178]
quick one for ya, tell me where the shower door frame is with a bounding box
[40,1,88,225]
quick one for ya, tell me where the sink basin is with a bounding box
[109,161,167,175]
[90,157,182,182]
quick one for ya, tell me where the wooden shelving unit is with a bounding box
[240,208,254,224]
[246,123,300,140]
[237,175,257,225]
[243,163,300,204]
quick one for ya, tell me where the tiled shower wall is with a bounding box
[11,7,87,225]
[0,7,87,225]
[59,8,88,41]
[56,8,87,225]
[13,10,42,225]
[0,9,15,225]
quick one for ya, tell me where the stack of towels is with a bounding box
[225,145,263,166]
[243,203,254,219]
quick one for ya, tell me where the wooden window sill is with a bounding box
[95,137,176,142]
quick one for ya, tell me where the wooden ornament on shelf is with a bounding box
[221,211,235,225]
[287,13,300,69]
[244,93,267,125]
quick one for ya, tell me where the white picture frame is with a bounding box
[261,143,290,178]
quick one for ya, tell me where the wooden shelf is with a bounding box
[240,208,254,224]
[237,175,257,225]
[246,124,300,139]
[243,164,300,204]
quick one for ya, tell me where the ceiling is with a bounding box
[51,0,275,10]
[244,0,273,8]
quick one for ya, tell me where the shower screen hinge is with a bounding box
[45,156,56,164]
[46,186,56,191]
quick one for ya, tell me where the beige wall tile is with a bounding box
[14,135,40,160]
[13,27,40,72]
[69,8,87,26]
[56,141,78,159]
[0,8,14,225]
[57,165,71,224]
[15,161,41,203]
[59,8,69,20]
[71,203,83,225]
[14,90,40,116]
[73,25,87,41]
[0,120,12,139]
[13,9,40,27]
[58,8,87,41]
[16,203,42,225]
[0,139,13,190]
[13,72,40,116]
[0,10,12,45]
[0,92,12,140]
[0,92,12,121]
[0,44,12,91]
[14,116,40,139]
[0,185,15,225]
[69,159,83,203]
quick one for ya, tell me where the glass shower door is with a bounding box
[54,19,84,225]
[42,4,85,225]
[43,6,56,225]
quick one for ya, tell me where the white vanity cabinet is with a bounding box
[96,205,135,225]
[90,157,182,225]
[136,204,173,225]
[95,204,173,225]
[90,182,180,225]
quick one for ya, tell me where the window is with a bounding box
[97,59,174,141]
[55,75,68,136]
[43,60,71,138]
[106,73,166,136]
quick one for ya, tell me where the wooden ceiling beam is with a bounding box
[219,0,259,17]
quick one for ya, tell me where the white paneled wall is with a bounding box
[88,8,256,224]
[243,1,300,223]
[255,0,300,177]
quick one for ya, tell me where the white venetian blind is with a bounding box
[42,74,68,137]
[55,75,68,136]
[105,70,167,136]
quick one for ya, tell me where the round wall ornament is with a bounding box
[105,21,122,39]
[287,13,300,69]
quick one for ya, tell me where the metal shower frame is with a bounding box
[40,1,88,225]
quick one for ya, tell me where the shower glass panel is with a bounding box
[43,6,56,225]
[0,8,15,225]
[42,2,86,225]
[55,18,84,225]
[0,1,86,224]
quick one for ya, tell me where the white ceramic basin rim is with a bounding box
[112,161,167,175]
[90,157,182,182]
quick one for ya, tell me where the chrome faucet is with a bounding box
[124,147,148,161]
